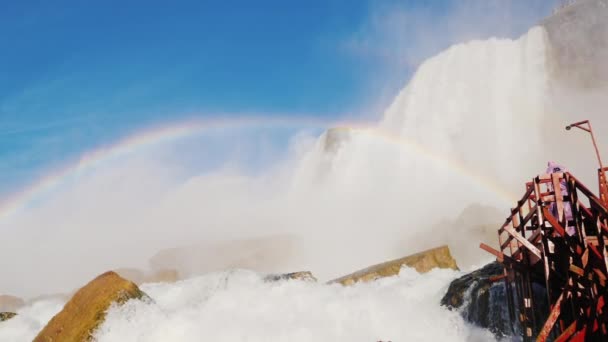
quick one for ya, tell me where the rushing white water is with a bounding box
[380,26,550,189]
[286,26,551,269]
[94,268,494,342]
[0,269,495,342]
[0,26,555,341]
[0,298,64,341]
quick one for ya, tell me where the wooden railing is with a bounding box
[481,171,608,341]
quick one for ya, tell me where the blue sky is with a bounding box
[0,0,557,195]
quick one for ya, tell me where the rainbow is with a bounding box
[0,116,332,222]
[0,116,518,223]
[329,126,520,204]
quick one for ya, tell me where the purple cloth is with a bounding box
[546,161,575,235]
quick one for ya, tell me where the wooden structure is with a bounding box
[481,121,608,341]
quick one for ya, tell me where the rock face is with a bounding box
[330,245,459,286]
[0,312,16,322]
[34,271,149,342]
[264,271,317,282]
[0,295,24,312]
[441,262,549,339]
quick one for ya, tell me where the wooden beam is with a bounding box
[542,207,567,237]
[480,243,504,262]
[537,292,564,342]
[555,321,578,342]
[504,225,542,259]
[569,264,584,277]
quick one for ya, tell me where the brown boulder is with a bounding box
[330,245,459,286]
[34,271,149,342]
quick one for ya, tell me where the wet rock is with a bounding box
[0,312,16,322]
[34,271,150,342]
[330,245,459,286]
[264,271,317,282]
[441,262,549,339]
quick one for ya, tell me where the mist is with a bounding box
[2,1,608,303]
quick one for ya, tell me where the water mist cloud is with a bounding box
[5,3,605,301]
[0,118,511,299]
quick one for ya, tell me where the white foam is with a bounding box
[0,298,64,342]
[95,269,495,342]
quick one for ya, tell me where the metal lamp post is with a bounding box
[566,120,608,205]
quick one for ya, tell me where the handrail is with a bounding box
[482,169,608,341]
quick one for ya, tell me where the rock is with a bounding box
[0,295,24,312]
[441,262,504,309]
[330,245,459,286]
[264,271,317,282]
[34,271,150,342]
[441,261,549,339]
[0,312,16,322]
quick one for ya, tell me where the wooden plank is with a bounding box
[537,292,564,342]
[504,225,542,259]
[543,207,567,237]
[535,177,545,228]
[488,274,507,282]
[492,172,608,340]
[521,204,538,228]
[512,230,543,259]
[501,236,513,251]
[499,188,534,233]
[570,264,584,277]
[593,268,607,287]
[480,243,504,262]
[582,249,589,268]
[553,173,566,223]
[555,321,578,342]
[569,327,586,342]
